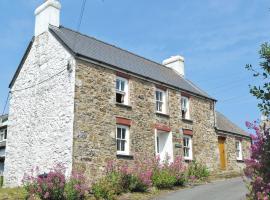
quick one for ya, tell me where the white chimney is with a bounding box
[162,55,185,77]
[34,0,61,36]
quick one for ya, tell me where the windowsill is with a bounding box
[115,102,132,109]
[116,154,134,160]
[155,112,170,118]
[182,118,193,124]
[184,159,193,163]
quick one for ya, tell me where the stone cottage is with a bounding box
[4,0,251,187]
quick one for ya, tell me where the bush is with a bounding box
[244,121,270,200]
[152,169,176,189]
[187,161,210,181]
[64,171,89,200]
[152,155,186,189]
[23,165,66,200]
[22,164,88,200]
[0,176,3,188]
[92,172,122,200]
[121,173,149,192]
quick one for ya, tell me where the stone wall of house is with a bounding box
[4,31,76,187]
[224,135,251,172]
[72,60,221,181]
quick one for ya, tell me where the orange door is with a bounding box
[218,138,226,170]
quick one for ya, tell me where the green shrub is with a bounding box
[122,174,148,192]
[92,172,123,200]
[0,176,3,188]
[64,171,89,200]
[174,174,187,186]
[152,169,177,189]
[187,161,210,180]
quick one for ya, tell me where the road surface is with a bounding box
[156,177,247,200]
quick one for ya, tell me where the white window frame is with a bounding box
[116,77,129,105]
[116,125,130,155]
[155,88,167,114]
[183,135,193,160]
[236,140,243,160]
[0,129,7,142]
[181,96,190,120]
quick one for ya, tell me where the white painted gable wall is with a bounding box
[4,31,75,187]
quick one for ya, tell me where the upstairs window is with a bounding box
[116,125,129,155]
[183,135,192,160]
[156,89,167,113]
[236,141,243,160]
[181,96,190,119]
[116,77,128,105]
[0,129,7,142]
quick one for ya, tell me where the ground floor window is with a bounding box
[183,135,192,160]
[116,125,129,155]
[236,140,242,160]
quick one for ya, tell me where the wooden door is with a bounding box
[218,138,226,170]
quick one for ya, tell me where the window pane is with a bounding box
[121,81,125,91]
[121,140,125,151]
[184,148,187,157]
[116,79,120,90]
[156,91,159,100]
[117,128,121,138]
[157,136,160,153]
[122,129,126,139]
[186,138,189,147]
[117,140,121,151]
[116,93,124,103]
[4,130,7,139]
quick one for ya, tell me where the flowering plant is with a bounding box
[245,121,270,200]
[22,164,89,200]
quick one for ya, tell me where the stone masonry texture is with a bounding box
[72,59,250,182]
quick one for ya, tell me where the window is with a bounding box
[116,125,129,155]
[156,89,167,113]
[0,129,7,142]
[116,77,128,105]
[183,136,192,160]
[236,141,242,160]
[181,96,190,119]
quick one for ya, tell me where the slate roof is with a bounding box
[216,111,250,138]
[49,25,215,100]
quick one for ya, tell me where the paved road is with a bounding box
[156,177,247,200]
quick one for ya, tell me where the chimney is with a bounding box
[34,0,61,36]
[162,55,185,77]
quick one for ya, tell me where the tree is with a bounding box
[246,42,270,117]
[245,43,270,200]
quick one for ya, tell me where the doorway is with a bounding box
[155,130,173,163]
[218,137,226,170]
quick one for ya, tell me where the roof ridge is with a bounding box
[58,25,176,72]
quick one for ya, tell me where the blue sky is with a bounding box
[0,0,269,132]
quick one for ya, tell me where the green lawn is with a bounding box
[0,187,27,200]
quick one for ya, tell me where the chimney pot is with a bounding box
[162,55,185,77]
